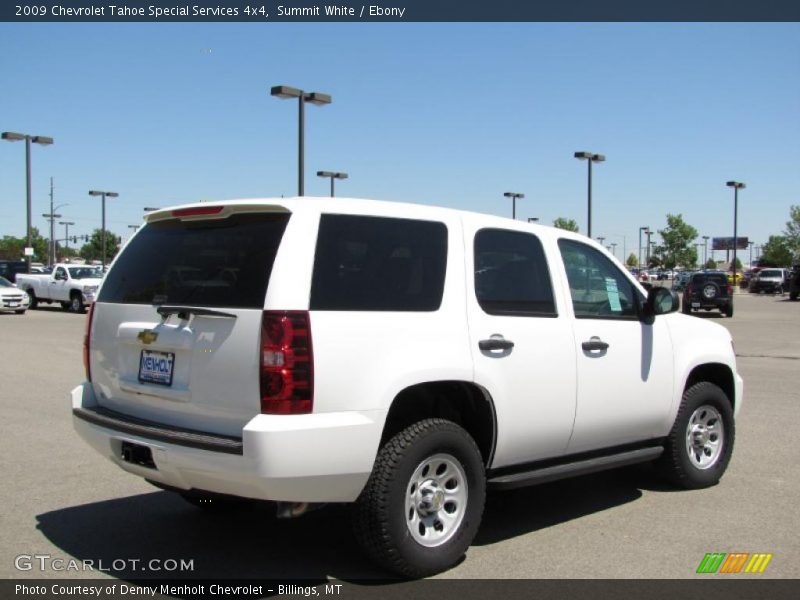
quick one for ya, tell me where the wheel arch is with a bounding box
[683,363,735,410]
[379,381,497,467]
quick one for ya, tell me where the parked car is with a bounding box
[749,268,787,294]
[682,271,733,317]
[16,264,103,312]
[788,267,800,301]
[72,198,742,577]
[672,271,693,292]
[0,275,30,314]
[0,260,28,284]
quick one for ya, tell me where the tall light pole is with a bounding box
[645,228,653,267]
[59,221,75,255]
[638,226,649,270]
[527,217,539,223]
[574,151,605,238]
[41,210,64,266]
[271,85,332,196]
[316,170,348,197]
[88,190,119,270]
[702,235,710,267]
[2,131,54,273]
[726,181,745,285]
[748,241,754,269]
[128,224,140,233]
[503,192,524,219]
[610,242,617,258]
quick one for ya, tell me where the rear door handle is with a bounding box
[581,337,609,352]
[479,337,515,351]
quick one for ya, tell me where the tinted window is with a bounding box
[310,215,447,311]
[474,229,556,317]
[98,212,290,308]
[559,239,639,319]
[692,273,727,285]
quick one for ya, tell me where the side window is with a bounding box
[558,239,639,319]
[55,267,67,280]
[474,229,557,317]
[310,215,448,311]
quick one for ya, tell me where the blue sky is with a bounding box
[1,23,798,262]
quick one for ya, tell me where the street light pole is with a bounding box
[645,228,652,267]
[59,221,75,254]
[271,86,332,196]
[639,226,648,269]
[574,151,605,238]
[2,131,54,272]
[89,190,119,270]
[317,171,348,197]
[726,181,745,285]
[702,235,710,267]
[503,192,524,219]
[748,241,754,269]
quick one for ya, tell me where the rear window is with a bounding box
[692,273,727,285]
[310,214,447,311]
[760,270,782,277]
[98,212,290,308]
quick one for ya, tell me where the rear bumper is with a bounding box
[71,383,383,503]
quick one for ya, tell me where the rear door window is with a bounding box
[310,214,447,311]
[98,212,290,308]
[473,228,557,317]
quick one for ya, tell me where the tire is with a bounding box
[724,303,733,318]
[790,291,798,301]
[682,300,691,315]
[61,302,71,311]
[657,382,735,489]
[701,282,719,300]
[15,309,26,315]
[353,418,486,578]
[69,293,85,313]
[25,289,37,309]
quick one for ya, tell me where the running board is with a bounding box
[487,446,663,490]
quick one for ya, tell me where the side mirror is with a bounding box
[641,286,679,324]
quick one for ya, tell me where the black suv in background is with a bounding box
[0,261,27,284]
[682,271,733,317]
[789,266,800,301]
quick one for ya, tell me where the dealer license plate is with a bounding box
[692,302,700,308]
[138,350,175,386]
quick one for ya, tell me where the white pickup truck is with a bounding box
[17,264,102,313]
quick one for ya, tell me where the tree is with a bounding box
[553,217,579,232]
[79,228,122,264]
[705,259,717,269]
[0,228,48,262]
[655,214,699,269]
[626,253,638,268]
[760,235,793,267]
[783,205,800,259]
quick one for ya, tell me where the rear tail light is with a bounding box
[685,284,692,296]
[727,284,733,295]
[83,303,95,381]
[260,311,313,414]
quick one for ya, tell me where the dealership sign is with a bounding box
[712,237,749,250]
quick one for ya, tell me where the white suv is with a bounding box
[73,198,743,577]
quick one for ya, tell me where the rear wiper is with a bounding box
[156,305,237,320]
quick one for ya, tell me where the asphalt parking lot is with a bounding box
[0,293,798,581]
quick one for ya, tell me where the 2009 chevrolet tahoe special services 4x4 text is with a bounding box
[72,198,743,577]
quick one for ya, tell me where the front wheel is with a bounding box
[657,382,735,489]
[354,419,486,578]
[70,293,85,313]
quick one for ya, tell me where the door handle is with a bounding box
[582,337,609,352]
[479,337,515,351]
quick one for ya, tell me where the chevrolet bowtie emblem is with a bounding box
[137,330,159,345]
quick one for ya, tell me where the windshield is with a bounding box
[759,270,782,278]
[0,276,13,288]
[68,267,102,279]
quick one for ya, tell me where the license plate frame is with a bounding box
[138,349,175,387]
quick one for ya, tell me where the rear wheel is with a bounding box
[682,300,691,314]
[790,291,798,301]
[724,303,733,318]
[657,382,734,489]
[354,419,486,578]
[26,289,37,309]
